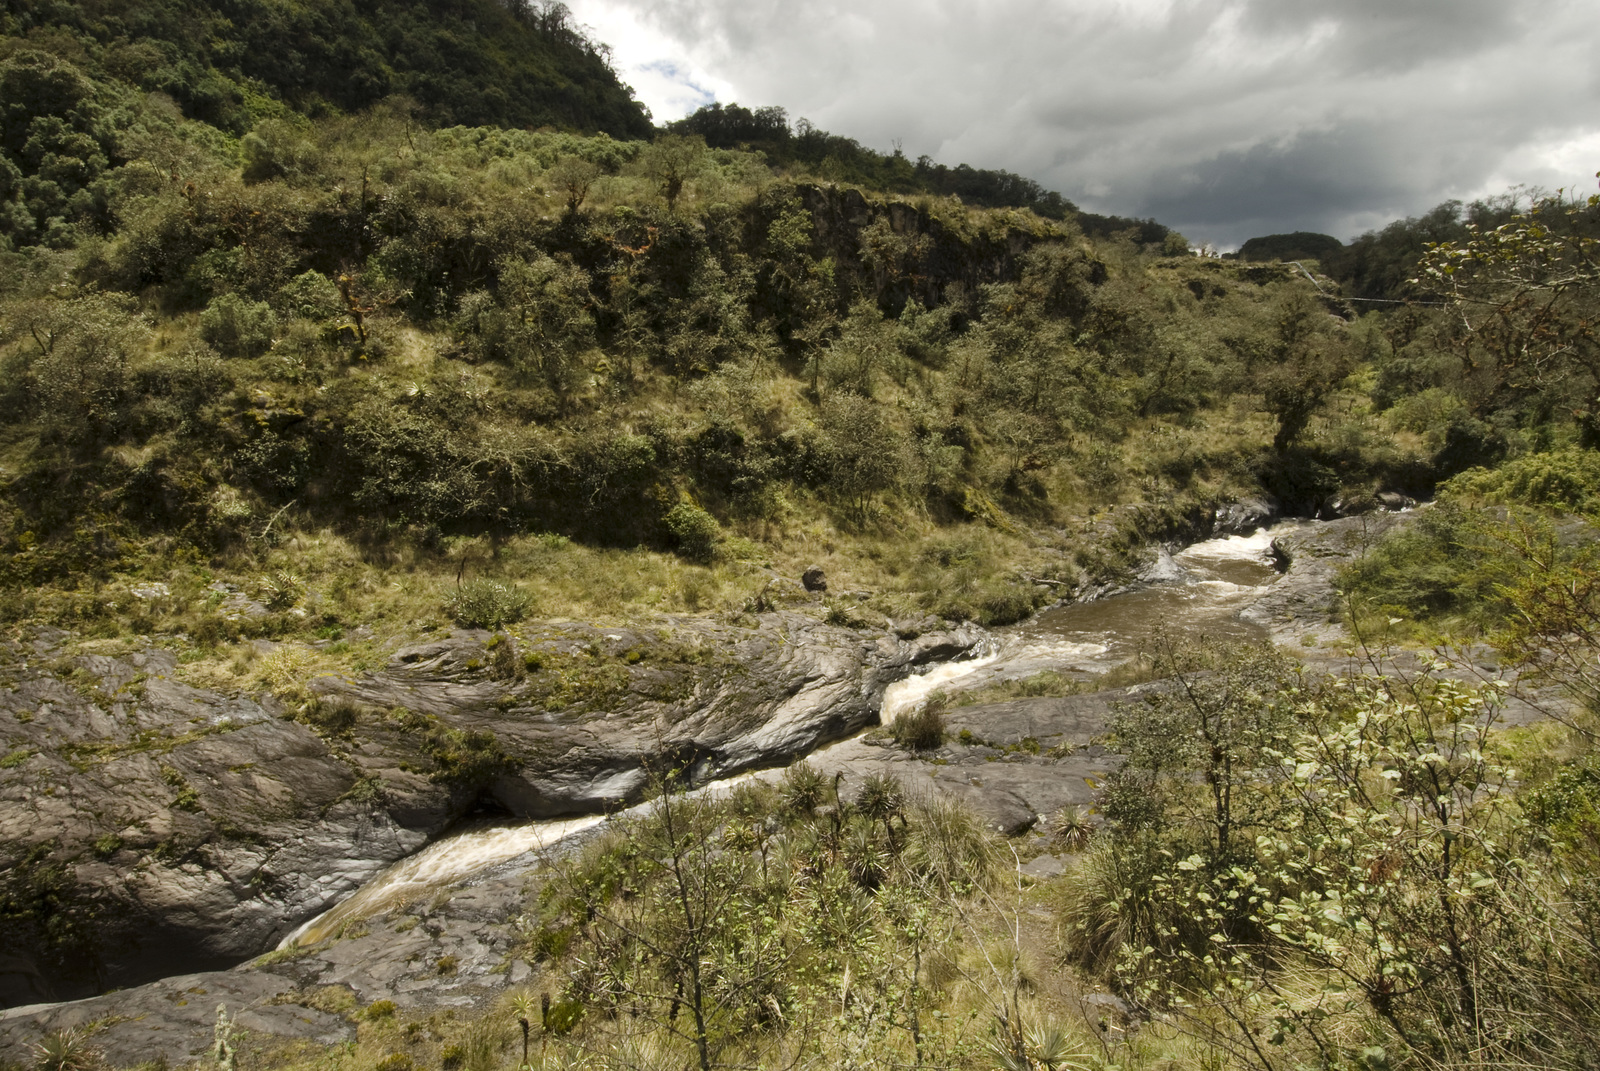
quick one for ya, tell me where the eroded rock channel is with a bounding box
[0,610,984,1007]
[9,506,1543,1067]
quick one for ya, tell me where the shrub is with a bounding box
[277,270,344,321]
[446,580,532,629]
[361,999,397,1021]
[32,1028,99,1071]
[664,501,720,563]
[200,293,277,358]
[779,761,828,814]
[1444,447,1600,514]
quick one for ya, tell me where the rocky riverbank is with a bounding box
[0,609,985,1008]
[8,504,1582,1068]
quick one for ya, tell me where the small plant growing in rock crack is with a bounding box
[32,1028,99,1071]
[890,694,947,751]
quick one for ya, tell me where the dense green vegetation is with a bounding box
[2,0,1597,672]
[3,5,1600,1069]
[0,0,652,139]
[1234,231,1343,264]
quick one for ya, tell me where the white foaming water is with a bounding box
[879,647,1002,724]
[278,770,777,949]
[280,813,605,948]
[1175,526,1281,563]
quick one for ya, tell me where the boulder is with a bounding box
[1213,496,1279,536]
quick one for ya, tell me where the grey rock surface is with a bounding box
[6,506,1590,1062]
[0,970,350,1069]
[0,686,1131,1068]
[792,691,1127,837]
[0,612,986,1006]
[1240,510,1414,644]
[1212,496,1280,536]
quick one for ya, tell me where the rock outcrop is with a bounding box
[0,612,987,1005]
[0,686,1128,1070]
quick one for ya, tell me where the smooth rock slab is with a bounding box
[0,970,351,1069]
[0,611,986,1006]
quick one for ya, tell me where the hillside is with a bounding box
[0,0,653,136]
[2,9,1600,1071]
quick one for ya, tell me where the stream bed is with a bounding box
[281,521,1305,947]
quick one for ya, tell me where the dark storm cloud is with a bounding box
[571,0,1600,247]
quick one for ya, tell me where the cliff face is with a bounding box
[0,611,986,1007]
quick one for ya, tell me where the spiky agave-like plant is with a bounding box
[33,1028,100,1071]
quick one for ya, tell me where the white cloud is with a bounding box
[568,0,1600,246]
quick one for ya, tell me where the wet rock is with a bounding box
[802,565,828,592]
[0,969,351,1069]
[1136,546,1186,585]
[0,611,986,1005]
[1240,511,1416,643]
[1321,492,1376,518]
[0,956,51,1008]
[1213,496,1279,536]
[1377,491,1417,511]
[0,652,450,1001]
[316,612,988,818]
[794,691,1125,839]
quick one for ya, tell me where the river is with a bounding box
[280,521,1303,948]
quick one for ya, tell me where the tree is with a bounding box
[1417,183,1600,444]
[1228,289,1355,452]
[642,135,705,213]
[818,300,906,397]
[816,392,913,520]
[548,154,600,215]
[470,252,596,403]
[542,768,790,1071]
[14,293,141,449]
[1100,635,1299,861]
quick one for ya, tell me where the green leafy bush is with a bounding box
[1444,447,1600,514]
[664,502,720,563]
[200,293,278,358]
[1337,503,1558,630]
[446,579,532,629]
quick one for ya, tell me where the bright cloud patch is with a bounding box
[568,0,1600,247]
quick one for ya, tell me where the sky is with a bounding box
[566,0,1600,249]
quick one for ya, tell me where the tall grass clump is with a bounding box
[890,696,946,751]
[446,579,533,629]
